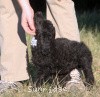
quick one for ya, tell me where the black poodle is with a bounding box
[31,12,94,87]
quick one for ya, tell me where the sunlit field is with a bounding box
[1,10,100,97]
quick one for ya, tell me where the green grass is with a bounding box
[1,10,100,97]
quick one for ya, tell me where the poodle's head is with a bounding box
[34,12,55,55]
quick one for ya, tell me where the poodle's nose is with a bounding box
[37,12,42,15]
[36,12,43,17]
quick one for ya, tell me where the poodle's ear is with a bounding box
[43,20,56,38]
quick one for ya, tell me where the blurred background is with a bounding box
[29,0,100,12]
[29,0,46,13]
[74,0,100,11]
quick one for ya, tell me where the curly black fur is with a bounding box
[31,12,95,87]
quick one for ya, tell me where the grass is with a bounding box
[1,10,100,97]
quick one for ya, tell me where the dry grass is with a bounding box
[0,10,100,97]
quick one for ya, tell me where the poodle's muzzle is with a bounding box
[41,43,51,55]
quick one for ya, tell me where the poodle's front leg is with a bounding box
[36,67,51,86]
[35,70,45,87]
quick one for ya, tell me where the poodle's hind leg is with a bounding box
[79,57,95,86]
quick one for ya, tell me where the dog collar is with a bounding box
[31,37,37,47]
